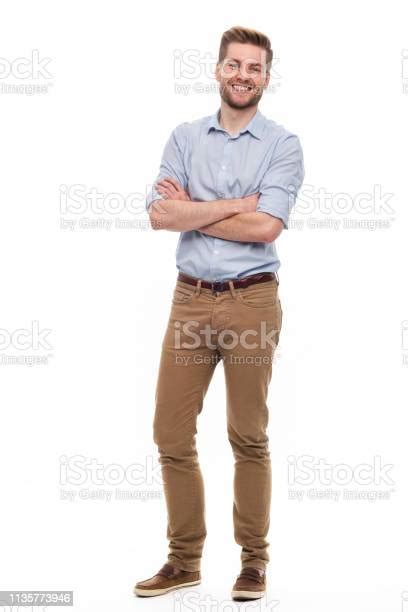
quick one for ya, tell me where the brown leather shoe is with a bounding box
[231,566,266,600]
[133,562,201,597]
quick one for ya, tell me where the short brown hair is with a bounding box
[218,26,273,72]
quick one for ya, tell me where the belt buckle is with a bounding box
[211,280,223,294]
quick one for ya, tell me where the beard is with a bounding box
[219,81,264,110]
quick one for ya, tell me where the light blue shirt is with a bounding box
[146,107,304,281]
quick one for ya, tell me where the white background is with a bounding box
[1,1,407,611]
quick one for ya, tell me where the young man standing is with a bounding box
[134,26,304,601]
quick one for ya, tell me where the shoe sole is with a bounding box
[231,589,265,600]
[133,579,201,597]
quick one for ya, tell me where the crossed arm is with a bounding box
[148,177,284,243]
[196,211,283,243]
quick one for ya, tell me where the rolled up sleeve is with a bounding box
[146,122,189,213]
[256,133,304,229]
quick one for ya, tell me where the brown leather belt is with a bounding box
[177,271,278,293]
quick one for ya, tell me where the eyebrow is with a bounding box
[227,57,262,67]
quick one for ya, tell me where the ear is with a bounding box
[263,70,271,89]
[215,62,221,83]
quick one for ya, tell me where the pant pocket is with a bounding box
[236,281,278,308]
[172,281,196,304]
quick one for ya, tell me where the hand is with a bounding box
[156,177,191,201]
[239,192,260,213]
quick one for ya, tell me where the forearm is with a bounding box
[148,198,243,231]
[199,212,280,243]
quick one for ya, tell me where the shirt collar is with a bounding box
[207,107,265,140]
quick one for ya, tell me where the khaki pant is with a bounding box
[152,274,283,572]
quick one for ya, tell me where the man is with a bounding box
[134,26,304,601]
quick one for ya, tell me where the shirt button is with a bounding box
[214,250,219,255]
[221,165,226,170]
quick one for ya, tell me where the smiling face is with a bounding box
[215,42,271,110]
